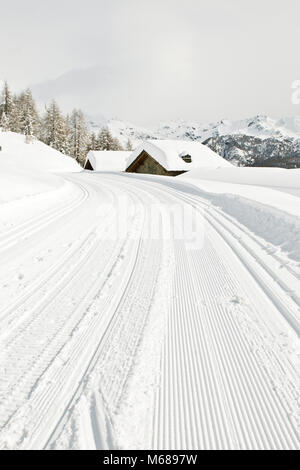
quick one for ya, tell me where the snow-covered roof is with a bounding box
[126,139,231,172]
[86,151,132,171]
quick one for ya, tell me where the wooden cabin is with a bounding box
[126,150,185,176]
[125,140,231,176]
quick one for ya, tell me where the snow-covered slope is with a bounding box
[0,132,81,173]
[0,164,64,203]
[179,167,300,218]
[0,131,81,202]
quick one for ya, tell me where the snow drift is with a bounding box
[0,131,81,173]
[177,167,300,262]
[0,131,81,202]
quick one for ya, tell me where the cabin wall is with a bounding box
[133,155,169,175]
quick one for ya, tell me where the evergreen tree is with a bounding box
[41,100,69,153]
[111,137,124,151]
[0,81,13,130]
[88,131,97,151]
[96,127,113,150]
[0,80,92,162]
[0,112,9,131]
[61,114,71,155]
[125,138,133,151]
[97,127,123,151]
[18,89,40,141]
[69,109,90,164]
[9,94,22,133]
[0,82,12,119]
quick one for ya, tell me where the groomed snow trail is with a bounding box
[0,172,299,450]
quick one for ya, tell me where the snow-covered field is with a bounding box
[0,134,300,450]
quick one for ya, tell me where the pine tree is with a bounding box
[9,94,22,133]
[69,109,90,165]
[96,127,123,151]
[0,81,13,120]
[111,137,124,151]
[60,114,71,155]
[125,138,133,151]
[0,80,93,162]
[88,131,97,151]
[62,114,72,155]
[41,100,69,153]
[18,89,40,141]
[96,127,113,150]
[0,112,9,131]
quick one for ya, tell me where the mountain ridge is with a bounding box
[87,114,300,167]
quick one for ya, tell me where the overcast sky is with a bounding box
[1,0,300,124]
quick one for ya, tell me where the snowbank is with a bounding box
[176,167,300,262]
[0,162,64,203]
[179,167,300,218]
[0,131,81,203]
[86,151,132,171]
[209,191,300,262]
[0,131,81,173]
[179,166,300,189]
[126,139,232,172]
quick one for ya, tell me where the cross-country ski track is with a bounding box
[0,172,299,450]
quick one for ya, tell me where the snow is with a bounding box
[86,150,132,171]
[0,158,299,450]
[0,131,81,173]
[0,163,64,203]
[179,167,300,218]
[126,139,232,171]
[0,131,81,202]
[199,115,300,140]
[177,167,300,264]
[89,115,300,147]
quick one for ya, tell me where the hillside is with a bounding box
[0,131,81,203]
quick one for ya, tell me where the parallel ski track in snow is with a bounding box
[0,173,163,450]
[0,180,88,255]
[111,174,300,450]
[0,177,112,332]
[1,172,299,450]
[125,175,300,335]
[43,175,164,450]
[0,176,118,444]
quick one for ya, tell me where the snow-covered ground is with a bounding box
[0,139,300,450]
[0,132,80,203]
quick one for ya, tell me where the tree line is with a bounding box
[0,81,133,166]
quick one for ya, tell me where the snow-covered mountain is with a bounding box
[88,115,300,144]
[87,115,300,167]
